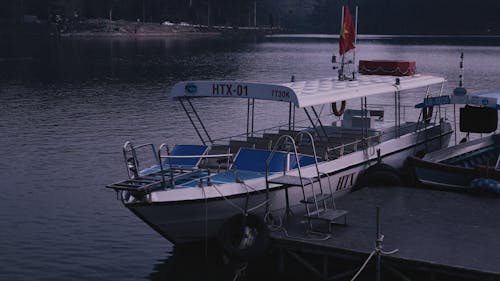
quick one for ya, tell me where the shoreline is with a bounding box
[0,19,283,39]
[58,19,282,38]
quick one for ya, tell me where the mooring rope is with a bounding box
[201,185,209,258]
[232,262,248,281]
[349,240,399,281]
[211,184,246,214]
[350,250,376,281]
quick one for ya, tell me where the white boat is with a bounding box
[107,71,453,245]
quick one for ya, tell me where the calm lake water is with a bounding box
[1,34,500,281]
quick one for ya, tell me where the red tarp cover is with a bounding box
[359,60,416,76]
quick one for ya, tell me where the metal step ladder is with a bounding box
[265,132,348,233]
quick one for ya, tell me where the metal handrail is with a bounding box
[157,143,234,188]
[157,143,174,187]
[265,135,306,201]
[158,153,233,159]
[123,141,157,179]
[294,131,323,193]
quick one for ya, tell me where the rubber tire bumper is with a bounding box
[218,213,270,262]
[356,163,403,189]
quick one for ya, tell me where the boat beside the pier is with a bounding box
[106,70,452,244]
[408,90,500,193]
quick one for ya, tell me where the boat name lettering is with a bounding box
[271,89,290,99]
[212,83,248,96]
[336,172,355,191]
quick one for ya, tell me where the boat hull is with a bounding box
[408,134,500,190]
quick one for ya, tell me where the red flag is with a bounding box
[339,5,356,55]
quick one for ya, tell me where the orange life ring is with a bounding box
[332,100,347,116]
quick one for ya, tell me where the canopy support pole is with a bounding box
[303,108,321,138]
[186,99,213,144]
[180,99,207,146]
[247,98,256,137]
[311,106,329,139]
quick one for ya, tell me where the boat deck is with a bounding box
[270,186,500,279]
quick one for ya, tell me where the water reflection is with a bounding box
[149,242,282,281]
[0,36,262,84]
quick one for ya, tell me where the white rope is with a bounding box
[211,184,246,214]
[380,249,399,255]
[349,242,399,281]
[232,262,248,281]
[264,212,331,241]
[350,250,376,281]
[282,227,331,241]
[201,185,209,258]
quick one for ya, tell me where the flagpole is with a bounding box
[353,5,358,80]
[339,5,345,81]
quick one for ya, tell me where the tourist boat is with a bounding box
[408,90,500,191]
[106,68,453,244]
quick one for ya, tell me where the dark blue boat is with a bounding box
[409,90,500,193]
[408,134,500,190]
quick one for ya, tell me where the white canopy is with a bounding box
[170,74,446,108]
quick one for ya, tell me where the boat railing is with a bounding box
[157,143,233,187]
[211,118,313,143]
[123,141,158,179]
[326,133,382,159]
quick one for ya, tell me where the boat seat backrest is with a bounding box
[232,148,321,173]
[289,153,321,169]
[232,148,288,173]
[166,144,209,168]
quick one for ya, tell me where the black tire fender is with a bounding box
[355,163,403,189]
[217,213,270,262]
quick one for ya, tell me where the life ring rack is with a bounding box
[331,100,347,116]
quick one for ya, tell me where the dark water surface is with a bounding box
[2,35,500,281]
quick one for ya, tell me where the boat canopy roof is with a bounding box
[171,74,445,108]
[415,90,500,109]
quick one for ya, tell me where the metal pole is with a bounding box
[247,99,251,136]
[142,0,146,22]
[207,0,211,26]
[187,99,213,144]
[251,98,255,136]
[254,0,257,27]
[288,75,295,131]
[339,5,345,81]
[454,104,457,145]
[180,99,206,146]
[376,207,381,281]
[304,108,321,138]
[398,91,401,137]
[340,5,344,38]
[353,6,358,79]
[311,106,329,139]
[459,51,464,87]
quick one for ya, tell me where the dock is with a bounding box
[269,186,500,281]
